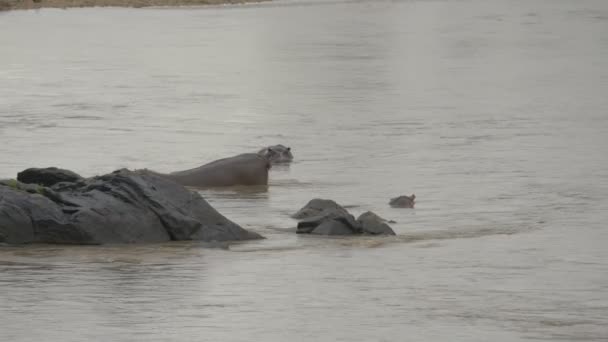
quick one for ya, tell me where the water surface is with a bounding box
[1,0,608,340]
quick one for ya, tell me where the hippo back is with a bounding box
[167,153,270,187]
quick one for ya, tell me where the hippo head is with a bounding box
[389,194,416,208]
[258,144,294,164]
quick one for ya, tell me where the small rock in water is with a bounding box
[357,211,396,235]
[296,210,361,235]
[291,198,349,219]
[310,220,355,235]
[293,199,395,236]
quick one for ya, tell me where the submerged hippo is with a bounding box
[258,144,293,164]
[389,194,416,208]
[158,153,270,188]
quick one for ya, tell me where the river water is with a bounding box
[1,0,608,341]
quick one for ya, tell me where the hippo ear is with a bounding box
[411,194,416,199]
[264,148,277,159]
[286,147,291,151]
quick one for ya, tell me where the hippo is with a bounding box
[389,194,416,208]
[157,153,270,188]
[258,144,293,164]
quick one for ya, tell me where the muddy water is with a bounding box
[1,0,608,340]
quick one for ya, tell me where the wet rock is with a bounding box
[296,210,361,233]
[0,179,41,194]
[0,184,78,244]
[310,220,355,235]
[17,167,83,187]
[389,194,416,208]
[357,211,396,235]
[0,168,262,245]
[291,198,349,219]
[0,188,36,244]
[293,199,395,236]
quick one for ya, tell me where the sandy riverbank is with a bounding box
[0,0,267,11]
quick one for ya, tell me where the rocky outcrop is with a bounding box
[0,168,262,245]
[293,199,395,236]
[17,167,84,187]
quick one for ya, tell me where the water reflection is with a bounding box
[1,0,608,341]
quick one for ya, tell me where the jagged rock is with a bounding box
[291,198,349,219]
[0,168,262,245]
[293,199,395,236]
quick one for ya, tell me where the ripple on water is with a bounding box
[1,1,608,341]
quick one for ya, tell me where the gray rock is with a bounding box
[0,169,263,245]
[293,199,383,237]
[291,198,349,219]
[0,179,43,194]
[299,210,361,231]
[0,188,36,244]
[357,211,396,235]
[310,220,356,235]
[17,167,83,187]
[0,185,80,244]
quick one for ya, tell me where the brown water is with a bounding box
[1,0,608,340]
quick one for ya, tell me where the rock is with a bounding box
[389,194,416,208]
[291,198,349,219]
[310,220,356,235]
[296,210,361,233]
[17,167,83,187]
[294,199,400,237]
[0,179,41,194]
[0,188,36,244]
[0,168,262,245]
[357,211,396,235]
[0,185,76,244]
